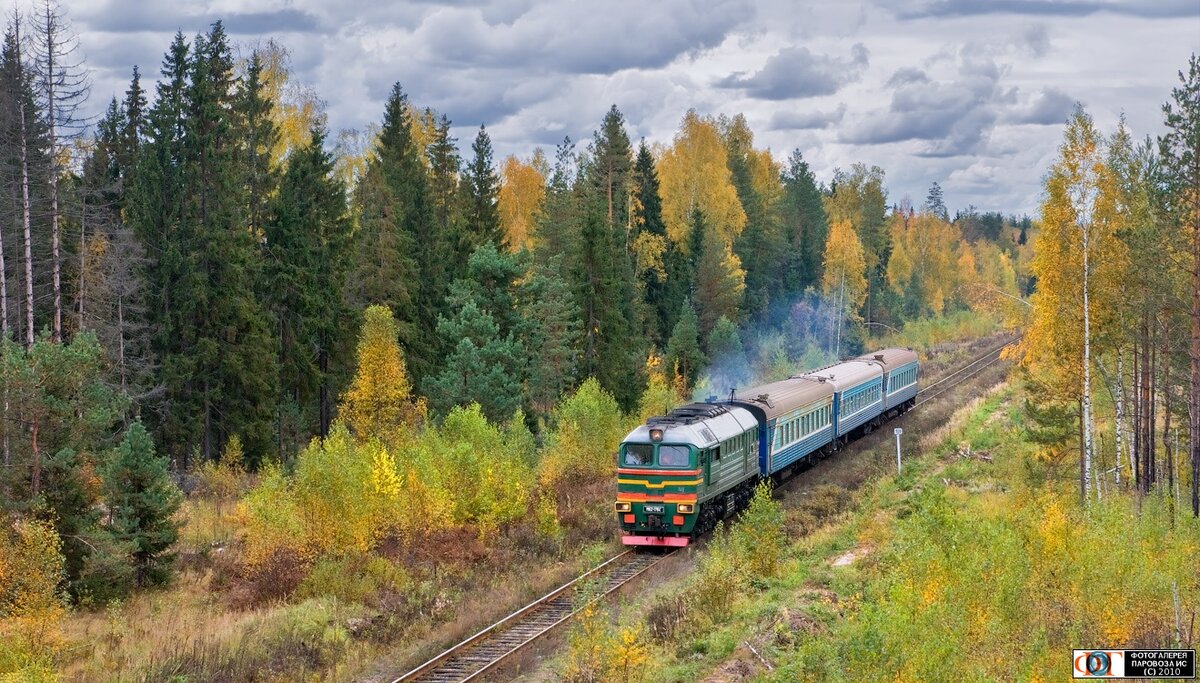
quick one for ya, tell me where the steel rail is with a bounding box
[390,335,1019,683]
[391,550,668,683]
[914,338,1018,408]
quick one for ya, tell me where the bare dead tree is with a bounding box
[30,0,89,343]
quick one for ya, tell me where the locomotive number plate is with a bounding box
[643,504,665,513]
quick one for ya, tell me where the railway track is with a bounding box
[389,335,1018,683]
[391,550,668,683]
[914,335,1018,408]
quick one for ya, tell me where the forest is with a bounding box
[0,2,1197,681]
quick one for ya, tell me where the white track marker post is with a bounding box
[894,427,903,475]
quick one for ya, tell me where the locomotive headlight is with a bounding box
[677,503,695,514]
[649,428,664,442]
[614,501,632,513]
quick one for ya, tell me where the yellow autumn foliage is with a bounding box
[499,150,547,251]
[886,210,961,315]
[538,379,628,495]
[1021,107,1127,401]
[821,218,869,316]
[0,517,66,679]
[656,110,747,248]
[338,305,425,440]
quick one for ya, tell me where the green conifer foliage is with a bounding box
[520,260,583,420]
[349,83,441,383]
[101,421,183,587]
[665,300,706,390]
[779,149,829,294]
[265,126,351,449]
[460,124,502,258]
[425,299,522,422]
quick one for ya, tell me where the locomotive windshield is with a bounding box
[658,445,691,467]
[622,443,653,466]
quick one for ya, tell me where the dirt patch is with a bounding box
[832,546,869,567]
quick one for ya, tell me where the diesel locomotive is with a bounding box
[615,347,919,547]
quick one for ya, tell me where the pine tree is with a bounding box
[424,299,522,422]
[665,300,706,390]
[460,124,501,258]
[101,420,182,587]
[1159,54,1200,516]
[265,126,351,451]
[448,242,524,339]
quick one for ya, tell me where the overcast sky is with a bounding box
[60,0,1200,215]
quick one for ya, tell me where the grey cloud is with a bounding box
[416,0,752,75]
[1005,87,1075,124]
[77,1,324,34]
[886,67,929,87]
[891,0,1199,19]
[769,104,847,130]
[716,43,869,100]
[1021,24,1050,57]
[841,56,1006,157]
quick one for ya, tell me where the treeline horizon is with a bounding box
[0,12,1035,477]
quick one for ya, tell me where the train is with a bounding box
[615,347,919,547]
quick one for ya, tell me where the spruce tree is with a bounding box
[101,421,182,587]
[265,126,351,449]
[179,23,278,463]
[459,124,502,258]
[724,115,785,318]
[705,315,749,397]
[925,181,949,221]
[631,140,686,345]
[237,52,279,240]
[349,83,440,383]
[427,113,461,273]
[665,300,706,390]
[780,149,828,294]
[520,259,582,420]
[534,137,579,261]
[572,108,644,408]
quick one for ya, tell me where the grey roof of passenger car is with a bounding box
[733,377,834,421]
[855,347,919,369]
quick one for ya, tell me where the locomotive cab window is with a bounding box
[658,445,691,467]
[713,445,722,461]
[622,443,653,466]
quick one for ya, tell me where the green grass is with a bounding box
[608,382,1200,683]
